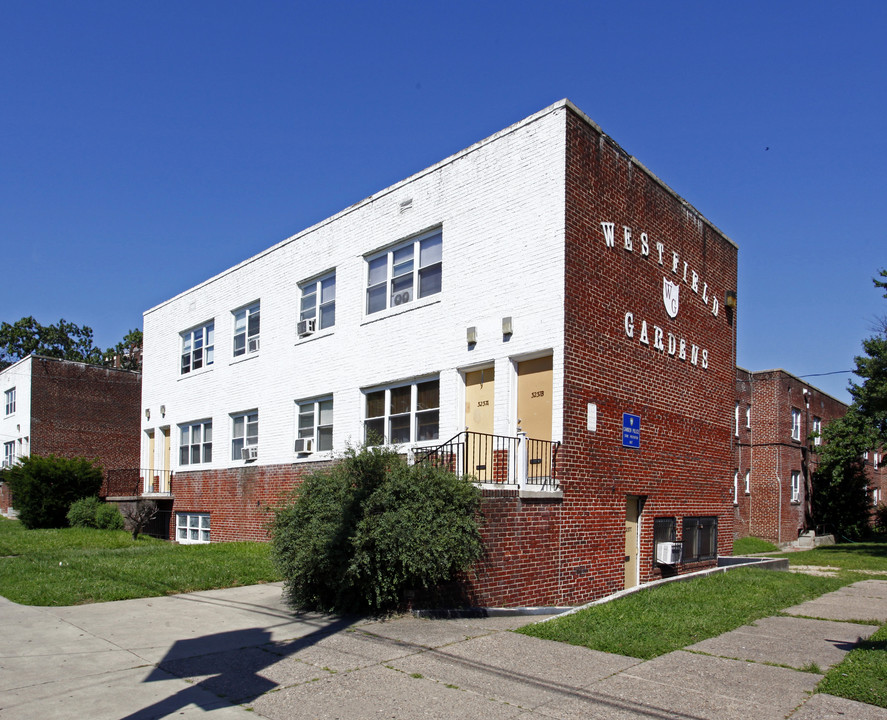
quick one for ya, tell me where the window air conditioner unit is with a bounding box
[241,446,258,461]
[294,437,315,453]
[248,337,260,353]
[656,541,683,565]
[297,319,316,338]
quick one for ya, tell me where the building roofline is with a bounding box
[739,366,849,408]
[27,354,141,377]
[145,98,736,316]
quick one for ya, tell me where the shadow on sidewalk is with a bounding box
[120,615,356,719]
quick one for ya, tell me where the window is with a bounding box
[4,387,15,415]
[653,517,676,561]
[232,411,258,459]
[299,272,336,331]
[176,513,210,544]
[3,441,14,467]
[812,417,822,445]
[734,403,739,436]
[181,322,214,374]
[791,408,801,441]
[366,229,442,314]
[745,469,751,495]
[733,471,738,504]
[364,378,439,445]
[179,420,212,465]
[682,516,718,562]
[791,470,801,503]
[296,397,333,452]
[233,303,260,357]
[746,405,751,429]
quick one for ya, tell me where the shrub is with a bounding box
[96,502,125,530]
[67,496,103,528]
[2,455,103,529]
[270,445,483,613]
[875,503,887,534]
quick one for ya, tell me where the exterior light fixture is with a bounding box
[502,317,513,336]
[467,326,478,344]
[160,405,166,417]
[725,291,737,309]
[145,408,150,420]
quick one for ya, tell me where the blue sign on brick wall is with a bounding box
[622,413,640,448]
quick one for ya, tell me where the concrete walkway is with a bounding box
[2,580,887,719]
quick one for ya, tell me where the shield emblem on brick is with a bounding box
[663,278,680,318]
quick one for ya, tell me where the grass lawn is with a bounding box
[0,517,280,606]
[518,538,887,709]
[517,567,850,659]
[733,536,779,554]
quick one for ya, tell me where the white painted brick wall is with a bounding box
[0,356,32,462]
[142,104,568,471]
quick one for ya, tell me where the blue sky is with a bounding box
[2,1,885,402]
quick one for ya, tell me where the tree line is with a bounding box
[0,317,142,371]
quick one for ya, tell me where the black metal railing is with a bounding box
[414,431,560,489]
[101,468,173,498]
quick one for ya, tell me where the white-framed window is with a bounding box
[874,487,881,505]
[812,417,822,445]
[3,441,14,467]
[176,512,210,544]
[366,228,442,315]
[179,420,212,466]
[875,452,881,469]
[791,470,801,503]
[299,272,336,332]
[734,403,739,436]
[181,322,214,374]
[745,405,751,429]
[733,471,738,504]
[364,377,439,445]
[296,397,333,452]
[232,411,258,460]
[791,408,801,441]
[4,387,15,415]
[745,469,751,495]
[233,303,260,357]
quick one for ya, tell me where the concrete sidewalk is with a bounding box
[2,580,886,720]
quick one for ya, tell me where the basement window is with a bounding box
[176,512,210,544]
[682,516,717,562]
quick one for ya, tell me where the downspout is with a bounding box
[774,474,782,545]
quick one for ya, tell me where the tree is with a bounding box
[0,316,102,369]
[811,268,887,538]
[270,444,483,613]
[120,499,158,540]
[1,455,104,529]
[102,328,143,371]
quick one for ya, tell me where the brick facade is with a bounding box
[142,100,738,606]
[0,355,141,516]
[734,368,848,543]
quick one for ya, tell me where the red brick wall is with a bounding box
[559,108,737,599]
[30,357,141,474]
[736,369,848,543]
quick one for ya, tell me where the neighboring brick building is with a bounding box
[733,368,849,544]
[141,99,738,606]
[0,355,142,516]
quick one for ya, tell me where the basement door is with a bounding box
[464,367,495,482]
[624,496,642,589]
[159,426,171,493]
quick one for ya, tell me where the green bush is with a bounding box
[96,502,125,530]
[270,445,483,613]
[2,455,103,529]
[67,496,103,528]
[875,503,887,534]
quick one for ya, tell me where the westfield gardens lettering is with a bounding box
[601,222,718,370]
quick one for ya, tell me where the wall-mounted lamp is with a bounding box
[467,326,478,345]
[802,388,810,408]
[160,405,166,417]
[502,316,513,337]
[144,408,150,421]
[725,291,737,309]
